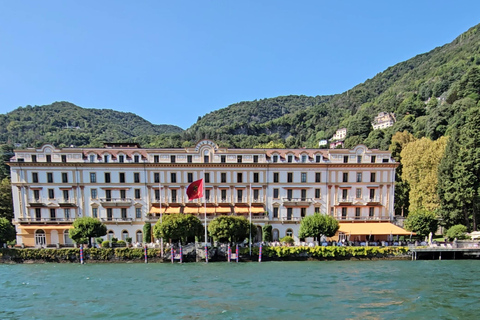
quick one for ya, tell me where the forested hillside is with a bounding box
[0,101,183,148]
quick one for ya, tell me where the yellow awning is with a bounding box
[199,207,216,214]
[338,222,413,236]
[19,225,73,231]
[251,206,265,214]
[216,206,231,214]
[184,207,199,214]
[165,207,181,214]
[234,206,250,214]
[150,207,166,214]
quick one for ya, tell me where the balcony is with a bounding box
[282,198,313,206]
[58,198,77,207]
[28,198,46,206]
[17,217,75,224]
[365,196,381,205]
[336,215,391,222]
[336,197,354,205]
[100,217,134,223]
[99,198,133,207]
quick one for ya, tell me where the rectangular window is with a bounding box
[155,189,160,201]
[370,172,376,182]
[301,208,306,218]
[301,189,307,200]
[287,208,293,220]
[370,189,376,199]
[92,207,98,218]
[35,208,41,221]
[253,189,259,200]
[357,155,362,163]
[171,189,177,202]
[356,188,362,198]
[33,189,40,200]
[134,172,140,183]
[253,155,258,163]
[273,207,279,218]
[48,189,54,199]
[154,172,160,183]
[237,189,243,202]
[369,207,375,217]
[382,158,389,163]
[221,155,226,163]
[107,208,113,221]
[273,188,279,199]
[121,208,127,220]
[287,189,293,200]
[32,172,38,183]
[62,172,68,183]
[273,172,279,183]
[188,173,193,183]
[47,172,53,183]
[64,208,70,220]
[356,172,362,182]
[315,155,321,163]
[119,172,126,183]
[89,155,95,163]
[221,189,227,201]
[342,207,347,218]
[104,155,109,163]
[237,172,243,183]
[343,156,348,163]
[355,207,361,218]
[287,155,293,163]
[32,155,37,162]
[63,190,69,201]
[205,189,211,201]
[204,155,209,163]
[342,189,348,200]
[301,155,307,163]
[171,172,177,183]
[315,189,321,199]
[301,173,307,183]
[253,172,259,183]
[154,155,159,163]
[136,208,141,219]
[371,156,376,163]
[105,172,111,183]
[170,155,176,163]
[46,154,52,163]
[237,155,242,163]
[221,173,227,183]
[90,172,96,183]
[119,155,124,163]
[91,189,97,199]
[287,173,293,183]
[61,155,67,163]
[205,173,210,183]
[187,155,193,163]
[134,155,139,163]
[120,190,126,199]
[273,155,278,163]
[50,208,56,221]
[315,207,320,213]
[315,172,321,183]
[134,189,141,199]
[342,172,348,183]
[105,190,112,201]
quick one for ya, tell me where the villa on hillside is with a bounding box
[372,112,396,130]
[7,139,410,247]
[329,128,347,148]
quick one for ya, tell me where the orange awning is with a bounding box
[199,207,216,214]
[338,222,413,236]
[165,207,181,214]
[150,207,166,214]
[216,206,231,214]
[184,207,199,214]
[19,225,73,231]
[234,206,250,214]
[251,206,265,214]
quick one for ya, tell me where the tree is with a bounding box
[299,213,339,240]
[0,217,15,247]
[153,214,203,245]
[0,178,13,222]
[69,217,107,247]
[404,209,438,238]
[208,216,257,244]
[445,224,469,241]
[262,224,273,242]
[143,222,152,243]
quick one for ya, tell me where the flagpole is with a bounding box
[204,169,208,263]
[249,183,252,256]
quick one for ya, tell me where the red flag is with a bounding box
[186,179,203,200]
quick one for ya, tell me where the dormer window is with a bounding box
[287,155,293,163]
[315,155,321,163]
[272,155,278,163]
[32,155,37,163]
[204,150,210,163]
[134,155,140,163]
[171,155,176,163]
[104,155,109,163]
[301,155,307,163]
[89,155,95,163]
[237,155,242,163]
[46,155,52,163]
[119,155,125,163]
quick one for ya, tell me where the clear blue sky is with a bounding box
[1,1,480,129]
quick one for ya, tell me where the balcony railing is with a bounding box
[282,198,313,206]
[99,198,133,206]
[336,215,391,222]
[100,217,133,223]
[17,217,75,223]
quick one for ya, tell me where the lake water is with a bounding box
[1,260,479,319]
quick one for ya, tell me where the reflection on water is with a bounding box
[1,260,480,319]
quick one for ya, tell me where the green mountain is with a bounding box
[0,101,183,148]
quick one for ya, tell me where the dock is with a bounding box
[410,242,480,260]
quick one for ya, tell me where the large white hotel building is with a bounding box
[8,139,407,247]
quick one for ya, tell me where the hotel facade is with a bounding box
[8,140,406,247]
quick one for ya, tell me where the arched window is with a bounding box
[272,229,279,241]
[35,229,46,247]
[122,230,129,241]
[107,230,114,240]
[136,230,143,244]
[286,229,293,237]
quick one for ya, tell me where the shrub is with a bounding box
[125,237,132,244]
[116,240,127,247]
[101,240,111,248]
[262,224,272,242]
[445,224,469,241]
[96,237,104,245]
[280,236,294,245]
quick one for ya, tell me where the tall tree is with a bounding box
[299,213,339,240]
[0,178,13,222]
[154,214,203,245]
[0,217,15,247]
[207,216,256,244]
[69,217,107,247]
